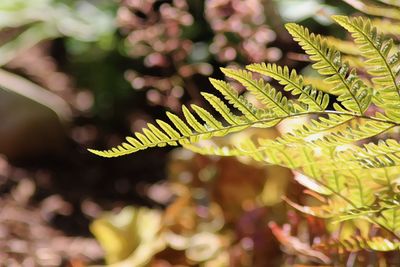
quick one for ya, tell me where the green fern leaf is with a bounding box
[201,92,241,126]
[182,105,206,133]
[221,68,292,115]
[285,22,371,114]
[208,78,263,121]
[342,0,400,20]
[376,0,400,8]
[190,105,224,132]
[333,15,400,121]
[246,63,329,111]
[377,207,400,237]
[320,235,400,252]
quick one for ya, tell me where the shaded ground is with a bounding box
[0,142,169,266]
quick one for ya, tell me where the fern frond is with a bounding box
[363,236,400,251]
[310,119,394,147]
[183,143,247,157]
[88,15,400,243]
[343,55,370,70]
[342,139,400,168]
[190,105,224,132]
[376,0,400,8]
[183,141,265,161]
[318,235,400,252]
[303,76,334,95]
[334,16,400,121]
[285,23,371,114]
[323,36,361,56]
[182,105,206,133]
[201,92,243,126]
[246,63,329,111]
[345,172,376,208]
[261,114,394,149]
[220,68,292,115]
[372,19,400,37]
[273,115,352,146]
[208,78,262,121]
[342,0,400,20]
[377,208,400,236]
[89,103,288,158]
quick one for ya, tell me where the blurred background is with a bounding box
[0,0,389,266]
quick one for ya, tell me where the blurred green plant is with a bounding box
[90,206,165,267]
[0,0,116,120]
[342,0,400,20]
[0,0,115,71]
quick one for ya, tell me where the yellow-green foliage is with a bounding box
[90,207,164,266]
[90,16,400,247]
[343,0,400,20]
